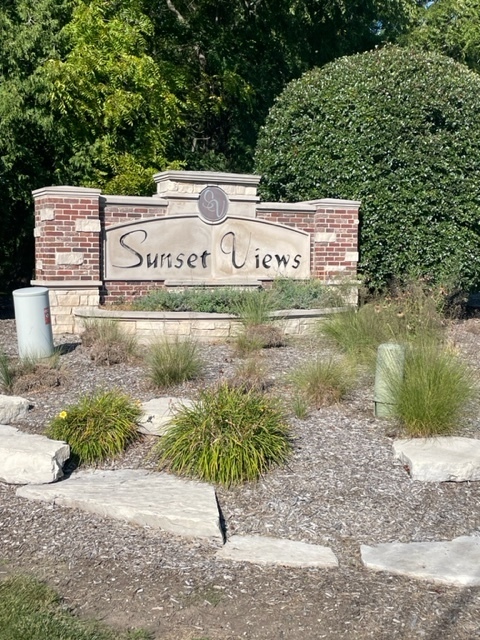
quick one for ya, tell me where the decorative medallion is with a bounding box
[198,186,229,223]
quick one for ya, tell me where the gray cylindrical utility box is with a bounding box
[13,287,55,359]
[374,342,406,418]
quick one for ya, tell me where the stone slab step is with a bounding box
[361,536,480,586]
[216,534,338,568]
[0,424,69,484]
[394,437,480,481]
[138,397,193,436]
[16,468,222,541]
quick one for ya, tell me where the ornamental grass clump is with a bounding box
[147,337,203,388]
[46,389,142,464]
[391,342,476,437]
[321,285,445,369]
[156,383,291,486]
[81,318,138,365]
[233,291,285,353]
[289,356,356,408]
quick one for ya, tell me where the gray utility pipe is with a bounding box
[374,342,406,418]
[13,287,55,359]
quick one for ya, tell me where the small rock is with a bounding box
[394,437,480,482]
[0,394,30,423]
[0,424,69,484]
[138,397,193,436]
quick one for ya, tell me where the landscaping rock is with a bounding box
[16,468,222,541]
[0,394,30,424]
[394,437,480,482]
[361,536,480,586]
[0,424,69,484]
[216,535,339,568]
[138,397,193,436]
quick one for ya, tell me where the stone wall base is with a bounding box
[73,308,343,344]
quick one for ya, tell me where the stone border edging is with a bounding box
[73,306,346,343]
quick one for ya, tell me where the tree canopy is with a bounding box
[255,46,480,290]
[0,0,428,288]
[405,0,480,71]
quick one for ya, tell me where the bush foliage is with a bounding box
[255,46,480,291]
[132,279,342,313]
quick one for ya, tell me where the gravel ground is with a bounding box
[1,316,480,639]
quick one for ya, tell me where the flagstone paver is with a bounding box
[361,536,480,586]
[217,534,338,568]
[17,468,222,541]
[394,437,480,482]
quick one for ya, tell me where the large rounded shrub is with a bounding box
[255,46,480,290]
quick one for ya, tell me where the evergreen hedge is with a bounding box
[255,46,480,290]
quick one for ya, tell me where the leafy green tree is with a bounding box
[0,0,425,288]
[43,0,185,195]
[405,0,480,71]
[0,0,73,288]
[255,46,480,291]
[149,0,425,171]
[0,0,183,287]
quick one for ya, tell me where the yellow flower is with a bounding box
[58,411,68,420]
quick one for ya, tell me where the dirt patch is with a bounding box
[1,318,480,639]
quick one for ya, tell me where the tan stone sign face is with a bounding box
[105,215,310,281]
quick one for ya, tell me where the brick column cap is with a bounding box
[154,170,261,187]
[32,186,102,200]
[305,198,361,209]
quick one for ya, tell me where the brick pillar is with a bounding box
[312,199,360,282]
[32,186,102,334]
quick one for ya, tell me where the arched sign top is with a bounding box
[198,186,229,223]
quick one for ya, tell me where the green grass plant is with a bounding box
[233,290,286,354]
[0,351,14,392]
[156,382,291,486]
[289,356,356,408]
[292,392,309,419]
[81,318,138,365]
[147,337,203,387]
[230,356,268,392]
[232,290,273,326]
[233,330,265,356]
[46,389,142,464]
[391,342,476,437]
[321,285,445,368]
[0,575,151,640]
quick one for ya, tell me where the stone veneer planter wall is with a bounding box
[32,171,359,335]
[73,307,342,344]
